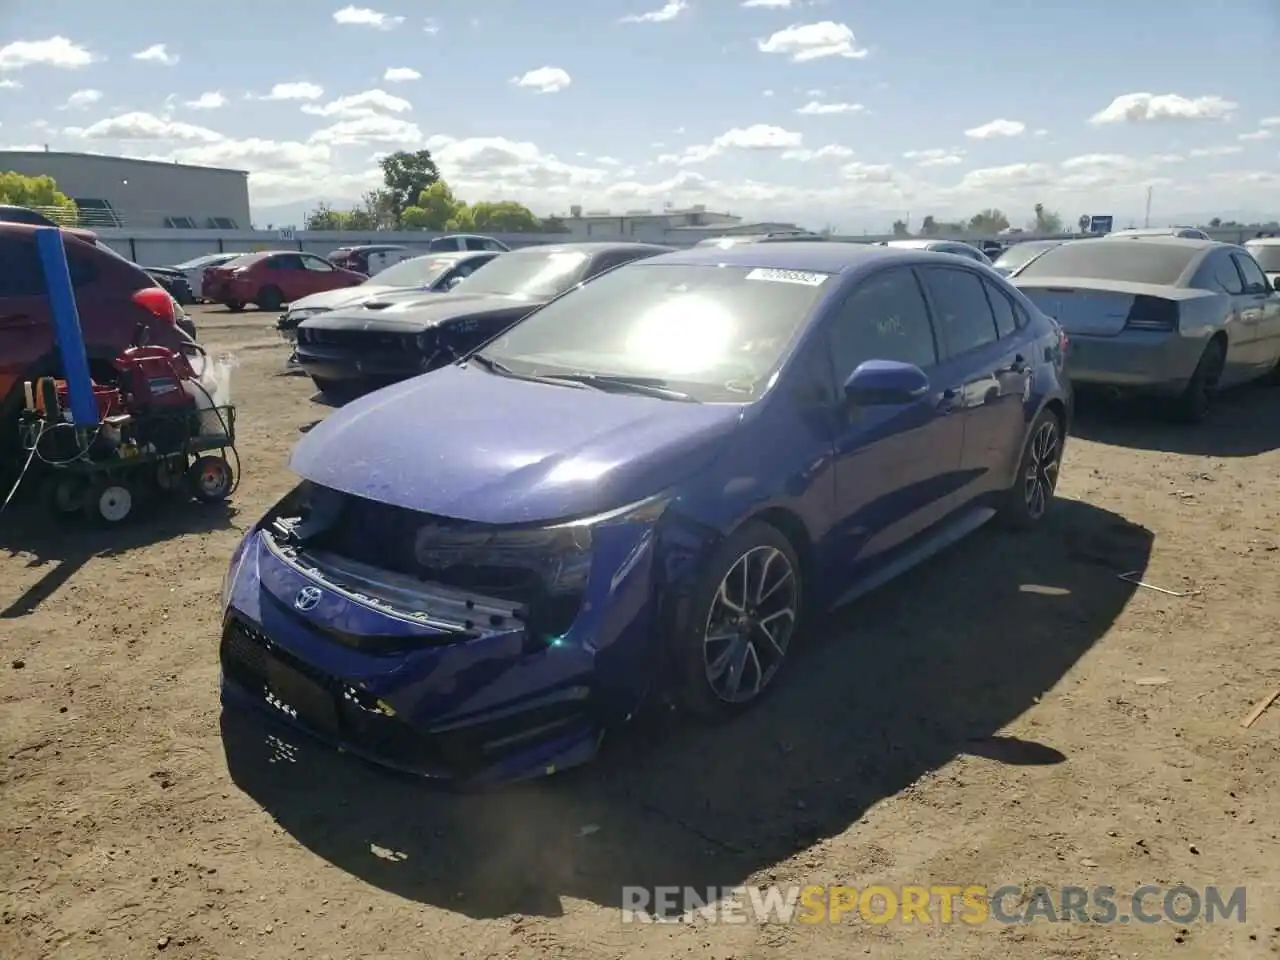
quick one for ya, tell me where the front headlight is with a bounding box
[412,493,671,595]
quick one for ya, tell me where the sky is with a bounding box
[1,0,1278,232]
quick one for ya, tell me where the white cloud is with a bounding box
[309,115,422,145]
[511,66,572,94]
[669,123,804,165]
[302,89,411,118]
[0,79,20,89]
[186,91,227,109]
[796,100,864,116]
[0,36,95,71]
[782,144,854,161]
[620,0,688,23]
[964,119,1025,139]
[762,89,774,97]
[71,111,223,143]
[425,134,610,195]
[332,6,405,28]
[958,163,1053,191]
[842,161,894,183]
[742,0,792,6]
[423,18,440,34]
[132,43,179,66]
[258,81,324,101]
[1059,153,1135,170]
[596,156,621,165]
[904,148,964,168]
[1260,117,1280,128]
[757,22,868,62]
[1238,130,1273,142]
[60,88,102,110]
[1189,145,1243,157]
[383,67,420,82]
[1089,92,1237,124]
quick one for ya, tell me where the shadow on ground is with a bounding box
[222,497,1151,919]
[1071,382,1280,457]
[0,490,237,618]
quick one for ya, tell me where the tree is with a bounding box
[920,215,940,236]
[891,219,909,237]
[1031,202,1063,235]
[379,150,440,226]
[470,200,540,233]
[968,208,1010,234]
[304,202,347,230]
[402,180,465,230]
[0,171,78,223]
[1209,217,1222,228]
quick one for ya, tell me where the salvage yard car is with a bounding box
[1012,237,1280,422]
[202,251,365,312]
[877,238,992,265]
[1244,237,1280,289]
[294,241,672,397]
[219,242,1072,785]
[275,250,501,349]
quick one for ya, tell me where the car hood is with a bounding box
[287,285,407,312]
[290,363,743,524]
[301,293,534,332]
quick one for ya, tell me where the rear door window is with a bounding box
[982,279,1020,338]
[919,266,1000,357]
[1194,252,1244,294]
[1232,253,1270,294]
[826,266,939,375]
[0,235,44,297]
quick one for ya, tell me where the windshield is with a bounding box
[476,263,832,402]
[1246,245,1280,272]
[370,255,458,287]
[1015,240,1198,286]
[453,249,589,299]
[993,242,1058,273]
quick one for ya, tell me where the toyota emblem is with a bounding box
[294,586,323,612]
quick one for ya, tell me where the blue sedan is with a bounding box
[219,242,1073,785]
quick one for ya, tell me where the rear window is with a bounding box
[1246,245,1280,273]
[993,242,1057,272]
[1015,241,1199,286]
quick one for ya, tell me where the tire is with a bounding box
[187,455,234,502]
[41,475,88,516]
[84,480,134,525]
[226,302,244,313]
[1172,339,1225,424]
[999,407,1063,530]
[669,520,804,720]
[256,286,284,312]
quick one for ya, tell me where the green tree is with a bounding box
[1031,202,1063,234]
[403,180,466,230]
[968,208,1010,234]
[304,202,348,230]
[920,215,940,236]
[470,200,540,233]
[892,219,909,237]
[379,149,440,226]
[0,171,78,223]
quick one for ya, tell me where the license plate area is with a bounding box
[265,656,340,734]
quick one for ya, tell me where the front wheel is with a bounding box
[999,408,1063,530]
[670,520,803,720]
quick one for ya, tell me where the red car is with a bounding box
[0,221,189,453]
[201,250,365,312]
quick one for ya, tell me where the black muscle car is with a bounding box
[295,242,673,399]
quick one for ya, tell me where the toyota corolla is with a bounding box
[219,242,1072,786]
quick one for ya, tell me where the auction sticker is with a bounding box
[745,268,830,286]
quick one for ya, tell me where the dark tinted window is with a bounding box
[1233,253,1269,293]
[0,235,44,297]
[273,254,305,270]
[428,237,460,252]
[983,279,1019,338]
[463,237,490,251]
[67,250,99,288]
[827,267,937,375]
[1017,240,1198,285]
[920,267,999,356]
[1194,253,1244,294]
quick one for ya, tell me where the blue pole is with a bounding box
[34,226,98,427]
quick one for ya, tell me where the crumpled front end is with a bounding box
[219,482,668,785]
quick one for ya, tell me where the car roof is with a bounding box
[511,241,675,256]
[337,244,408,252]
[647,240,939,272]
[1095,235,1220,250]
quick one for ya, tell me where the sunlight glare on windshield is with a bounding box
[624,294,734,375]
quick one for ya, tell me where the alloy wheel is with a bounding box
[1023,420,1060,521]
[702,545,798,704]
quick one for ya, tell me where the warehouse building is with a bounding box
[0,150,251,230]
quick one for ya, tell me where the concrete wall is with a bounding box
[0,151,251,230]
[88,225,1272,267]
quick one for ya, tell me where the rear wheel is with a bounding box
[225,301,244,313]
[999,408,1063,530]
[84,479,134,525]
[1172,339,1225,424]
[256,286,284,312]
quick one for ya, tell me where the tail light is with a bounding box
[132,286,177,324]
[1124,295,1179,332]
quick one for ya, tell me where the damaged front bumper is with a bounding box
[218,497,666,786]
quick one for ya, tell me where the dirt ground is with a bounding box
[2,304,1278,960]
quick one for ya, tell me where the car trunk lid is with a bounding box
[1015,278,1206,337]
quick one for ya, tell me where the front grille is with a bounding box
[220,616,588,775]
[299,328,417,350]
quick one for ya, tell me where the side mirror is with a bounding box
[843,360,930,406]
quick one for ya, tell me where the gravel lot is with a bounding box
[2,304,1279,960]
